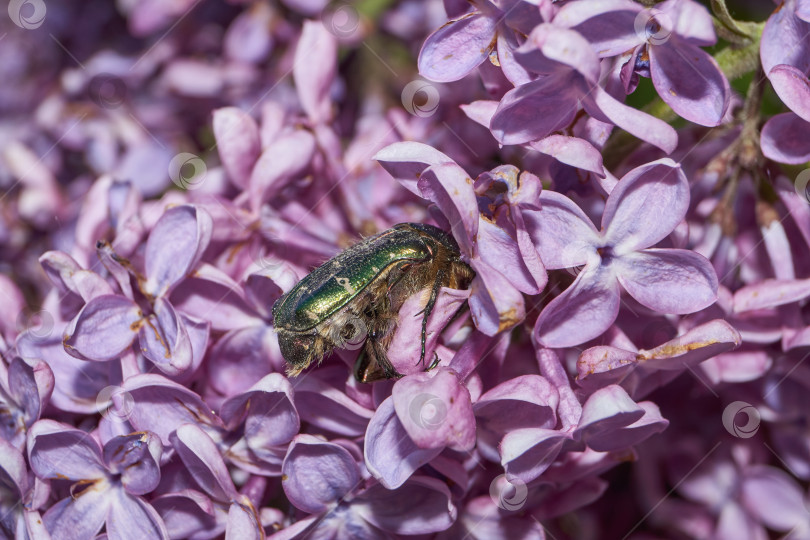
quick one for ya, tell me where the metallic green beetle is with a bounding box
[272,223,474,382]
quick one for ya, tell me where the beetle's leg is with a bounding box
[417,264,447,368]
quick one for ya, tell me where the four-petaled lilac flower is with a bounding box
[27,421,167,540]
[489,23,678,153]
[418,0,545,84]
[759,0,810,164]
[63,204,212,375]
[281,434,457,538]
[555,0,731,126]
[528,158,718,347]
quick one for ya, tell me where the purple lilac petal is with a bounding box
[220,373,299,449]
[144,205,212,298]
[501,428,571,483]
[391,368,476,451]
[417,163,478,256]
[661,0,716,45]
[452,496,546,540]
[583,401,668,452]
[602,159,688,250]
[490,74,581,146]
[734,278,810,312]
[294,21,338,124]
[170,265,260,332]
[0,437,28,500]
[27,420,107,481]
[213,108,261,189]
[766,65,810,122]
[761,1,810,115]
[649,40,730,126]
[5,357,52,442]
[354,477,457,534]
[226,502,263,540]
[740,466,808,531]
[42,487,110,540]
[524,190,600,270]
[364,397,443,489]
[386,287,471,375]
[553,0,643,57]
[171,423,238,502]
[575,385,645,448]
[582,86,678,154]
[474,375,559,432]
[281,434,360,513]
[418,11,497,83]
[467,258,526,335]
[529,135,605,175]
[152,490,218,539]
[534,264,621,348]
[63,295,142,361]
[373,142,454,196]
[293,375,375,437]
[761,112,810,164]
[476,218,543,294]
[248,130,317,211]
[39,251,115,301]
[106,490,168,540]
[16,329,115,415]
[121,375,224,447]
[524,191,600,269]
[614,249,718,313]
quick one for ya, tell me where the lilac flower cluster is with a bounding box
[2,0,810,538]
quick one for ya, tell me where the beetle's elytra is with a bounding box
[272,223,474,382]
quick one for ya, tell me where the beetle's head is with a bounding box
[277,328,321,376]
